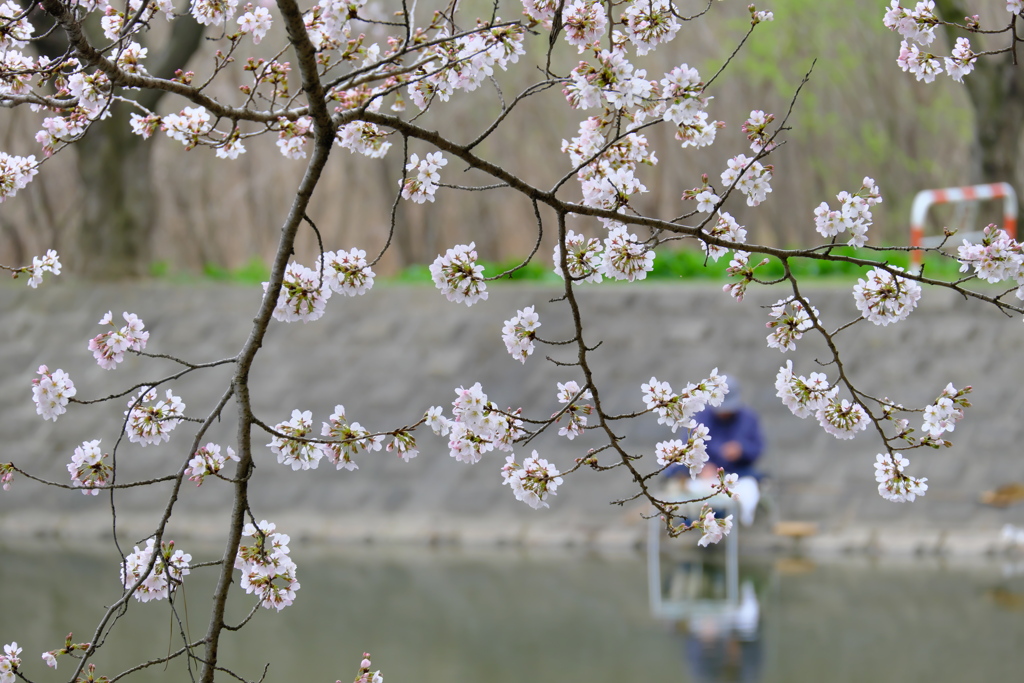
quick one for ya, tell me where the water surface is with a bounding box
[2,542,1022,682]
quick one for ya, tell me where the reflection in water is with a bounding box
[682,578,762,683]
[655,557,763,683]
[1,541,1024,683]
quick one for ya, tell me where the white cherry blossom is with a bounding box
[874,453,928,502]
[501,306,541,363]
[120,538,191,602]
[696,508,733,547]
[501,451,563,509]
[268,409,323,471]
[853,267,921,326]
[31,365,76,421]
[125,387,185,446]
[430,243,488,306]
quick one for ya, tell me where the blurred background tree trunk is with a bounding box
[32,10,206,278]
[937,0,1024,220]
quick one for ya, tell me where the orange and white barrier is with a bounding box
[910,182,1018,267]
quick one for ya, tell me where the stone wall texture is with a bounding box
[2,280,1023,555]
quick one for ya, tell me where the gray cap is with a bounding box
[716,378,743,412]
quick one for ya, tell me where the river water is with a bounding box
[2,542,1023,683]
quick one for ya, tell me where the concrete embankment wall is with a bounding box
[2,280,1023,555]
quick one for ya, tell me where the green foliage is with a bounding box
[148,258,271,284]
[393,263,433,283]
[149,260,171,278]
[392,248,965,284]
[730,0,973,235]
[206,258,272,284]
[649,248,731,279]
[152,250,967,286]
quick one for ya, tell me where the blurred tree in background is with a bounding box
[26,9,205,278]
[936,0,1024,216]
[1,1,1017,277]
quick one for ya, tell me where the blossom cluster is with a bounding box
[720,154,773,207]
[501,306,541,363]
[921,383,970,439]
[662,63,720,149]
[0,151,37,202]
[956,226,1024,297]
[560,116,654,214]
[337,121,392,159]
[321,404,385,469]
[765,297,819,351]
[237,5,273,44]
[722,251,770,302]
[813,178,882,247]
[0,642,21,683]
[65,68,111,120]
[0,0,32,48]
[162,106,213,149]
[67,439,112,495]
[816,396,870,440]
[31,365,76,421]
[36,112,88,156]
[874,453,928,502]
[120,538,192,602]
[552,230,604,283]
[406,21,526,109]
[742,109,776,153]
[88,311,150,370]
[268,405,402,472]
[185,443,240,485]
[700,212,747,262]
[883,2,985,83]
[623,0,680,55]
[322,249,376,296]
[561,54,718,214]
[853,267,921,326]
[276,116,312,159]
[235,520,300,611]
[401,152,447,203]
[602,224,655,281]
[551,225,656,283]
[265,262,329,323]
[554,380,593,440]
[565,48,653,113]
[125,387,186,446]
[430,242,488,305]
[775,361,869,440]
[696,506,733,547]
[264,252,375,323]
[385,428,420,462]
[24,249,61,288]
[642,369,728,432]
[435,382,524,464]
[774,360,832,419]
[562,0,607,52]
[655,423,711,478]
[269,409,323,470]
[501,451,563,509]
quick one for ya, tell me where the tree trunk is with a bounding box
[31,9,207,278]
[961,52,1024,193]
[937,1,1024,222]
[73,109,155,279]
